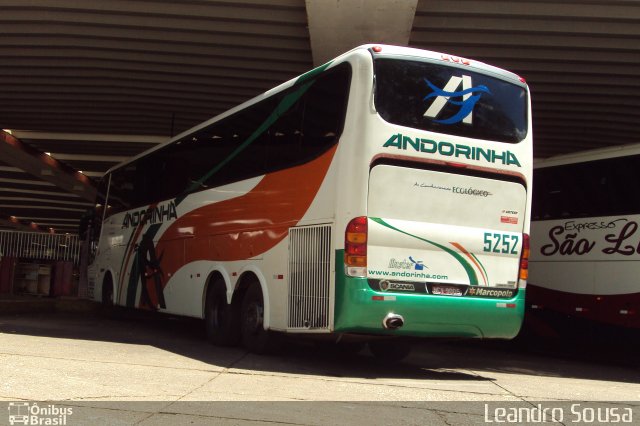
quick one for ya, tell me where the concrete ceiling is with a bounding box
[0,0,638,233]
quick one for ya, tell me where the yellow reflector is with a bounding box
[345,255,366,267]
[346,232,367,244]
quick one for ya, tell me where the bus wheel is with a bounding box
[204,279,239,346]
[368,339,412,363]
[101,275,115,316]
[240,284,272,354]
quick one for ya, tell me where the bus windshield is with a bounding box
[374,58,528,144]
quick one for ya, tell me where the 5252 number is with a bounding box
[483,232,519,255]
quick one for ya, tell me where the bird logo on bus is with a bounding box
[423,75,490,125]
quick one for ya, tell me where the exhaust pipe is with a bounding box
[382,313,405,330]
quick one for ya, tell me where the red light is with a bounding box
[346,242,366,256]
[346,216,367,234]
[441,54,470,65]
[372,46,382,53]
[519,233,530,280]
[345,216,368,268]
[518,76,527,84]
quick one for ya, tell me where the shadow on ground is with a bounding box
[0,309,638,384]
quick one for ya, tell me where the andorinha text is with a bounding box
[383,133,521,167]
[122,200,177,229]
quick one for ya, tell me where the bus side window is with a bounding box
[266,63,351,173]
[199,107,269,188]
[606,155,640,215]
[167,161,190,198]
[300,64,350,162]
[267,92,304,171]
[543,168,565,220]
[108,164,136,216]
[531,169,545,220]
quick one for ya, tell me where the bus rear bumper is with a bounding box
[334,274,525,339]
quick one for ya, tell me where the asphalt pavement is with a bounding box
[0,309,638,425]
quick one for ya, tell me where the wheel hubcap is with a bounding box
[245,302,263,335]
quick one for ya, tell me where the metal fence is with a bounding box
[0,231,81,265]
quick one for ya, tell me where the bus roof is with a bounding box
[360,44,525,86]
[104,44,526,176]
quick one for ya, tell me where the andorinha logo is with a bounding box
[383,133,521,167]
[122,200,177,229]
[423,75,490,125]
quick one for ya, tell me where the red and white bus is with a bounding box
[529,144,640,330]
[88,45,532,358]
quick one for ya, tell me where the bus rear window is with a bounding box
[374,58,527,143]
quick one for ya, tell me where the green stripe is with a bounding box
[296,61,332,84]
[184,82,312,194]
[181,60,333,201]
[117,229,137,303]
[370,217,478,286]
[126,251,140,307]
[126,223,163,307]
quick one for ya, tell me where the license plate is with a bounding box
[431,285,463,296]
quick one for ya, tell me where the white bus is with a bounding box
[529,144,640,330]
[88,45,532,358]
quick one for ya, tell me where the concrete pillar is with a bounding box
[306,0,418,66]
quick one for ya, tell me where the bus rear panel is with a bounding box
[335,47,531,339]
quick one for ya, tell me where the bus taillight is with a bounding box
[519,233,530,280]
[345,216,367,277]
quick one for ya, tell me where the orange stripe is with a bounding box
[450,242,487,285]
[116,220,145,304]
[155,146,338,284]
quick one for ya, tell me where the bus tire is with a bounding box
[204,279,240,346]
[368,339,412,363]
[240,283,272,354]
[101,275,115,315]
